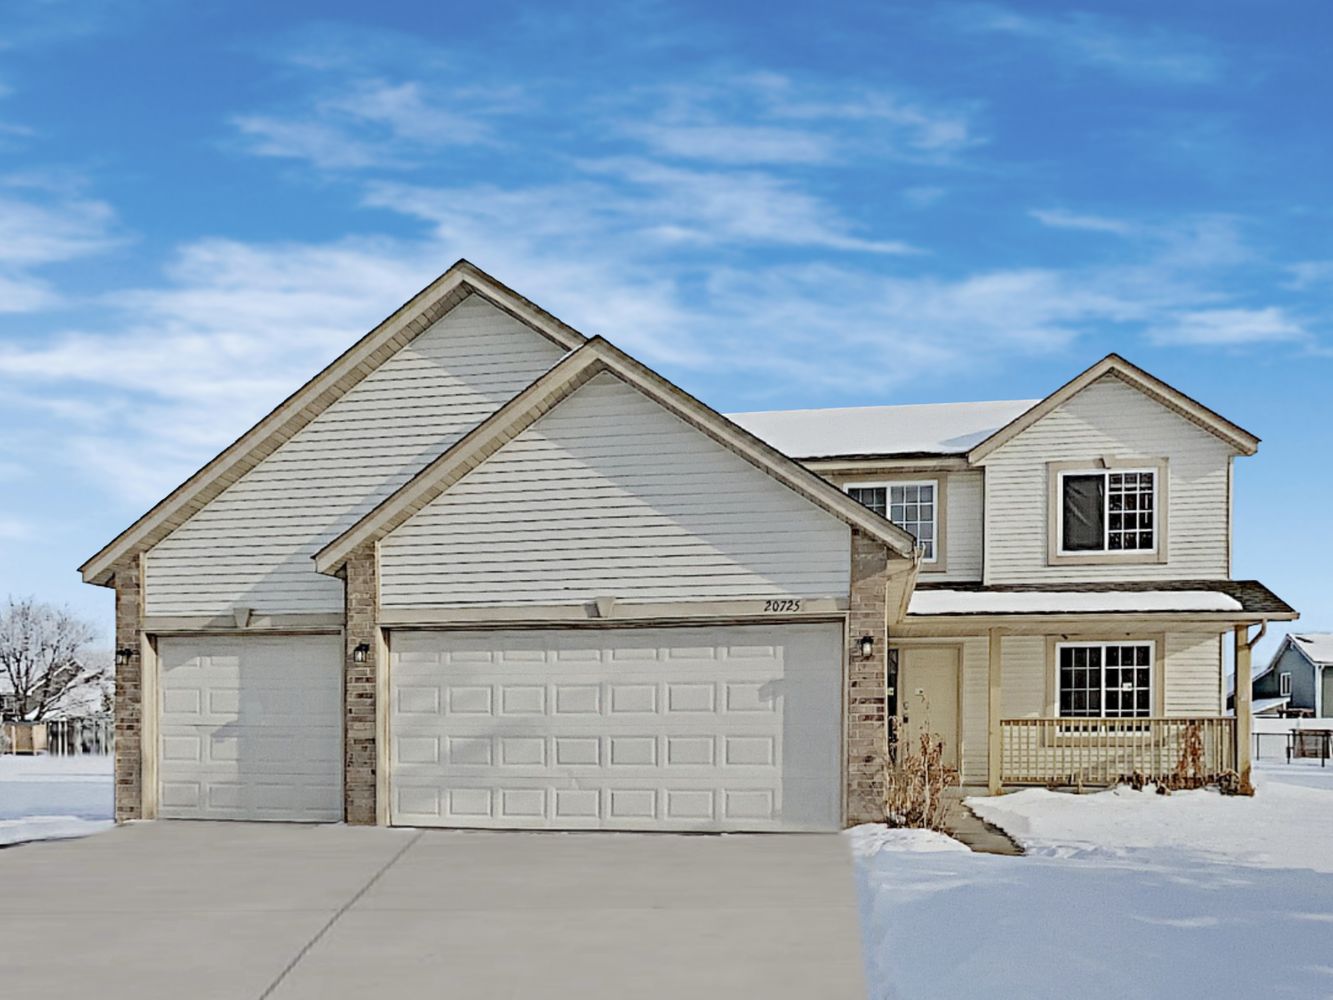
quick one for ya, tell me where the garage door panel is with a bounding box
[389,624,841,832]
[157,635,343,822]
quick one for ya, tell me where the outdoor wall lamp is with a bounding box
[114,647,134,668]
[352,643,370,664]
[858,635,875,659]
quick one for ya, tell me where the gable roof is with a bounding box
[1279,633,1333,671]
[79,260,587,587]
[314,337,921,575]
[967,353,1260,463]
[728,399,1038,460]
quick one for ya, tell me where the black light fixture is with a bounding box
[352,642,370,664]
[114,647,134,668]
[858,635,875,659]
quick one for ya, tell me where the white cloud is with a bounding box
[0,189,119,312]
[1285,260,1333,290]
[902,186,947,209]
[0,516,30,541]
[1147,307,1308,347]
[232,77,503,170]
[0,193,117,265]
[624,123,833,166]
[951,4,1222,84]
[614,73,980,167]
[1031,209,1136,236]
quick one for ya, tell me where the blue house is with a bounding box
[1246,634,1333,718]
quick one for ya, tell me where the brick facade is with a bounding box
[112,557,144,822]
[845,529,891,824]
[344,543,379,824]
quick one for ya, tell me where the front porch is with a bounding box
[890,617,1272,796]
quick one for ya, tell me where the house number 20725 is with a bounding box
[763,599,802,613]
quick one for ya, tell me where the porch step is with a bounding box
[942,787,1023,856]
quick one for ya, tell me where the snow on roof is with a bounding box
[726,399,1038,458]
[1252,697,1292,716]
[1291,633,1333,666]
[908,589,1244,616]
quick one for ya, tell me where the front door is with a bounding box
[896,646,960,770]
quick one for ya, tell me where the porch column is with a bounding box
[987,628,1003,794]
[1233,625,1253,793]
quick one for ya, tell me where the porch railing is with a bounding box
[1000,717,1235,788]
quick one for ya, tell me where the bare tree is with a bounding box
[0,597,104,721]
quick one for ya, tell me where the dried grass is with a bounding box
[883,729,959,831]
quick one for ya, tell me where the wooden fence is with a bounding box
[1000,716,1235,788]
[1,717,113,755]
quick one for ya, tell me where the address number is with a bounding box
[763,599,803,613]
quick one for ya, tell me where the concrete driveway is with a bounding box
[0,822,868,999]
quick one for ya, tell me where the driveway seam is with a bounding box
[256,831,424,1000]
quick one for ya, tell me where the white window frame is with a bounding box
[1055,467,1159,557]
[1279,671,1293,697]
[1055,640,1155,720]
[845,479,940,565]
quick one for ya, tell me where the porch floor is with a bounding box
[943,786,1023,856]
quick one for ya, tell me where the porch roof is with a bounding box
[906,579,1296,620]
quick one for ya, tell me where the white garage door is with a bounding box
[157,634,343,821]
[389,623,842,831]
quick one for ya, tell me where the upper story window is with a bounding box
[1058,468,1157,554]
[847,481,938,563]
[1280,671,1293,697]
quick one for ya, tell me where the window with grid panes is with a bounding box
[847,482,936,561]
[1058,642,1153,718]
[1060,469,1156,553]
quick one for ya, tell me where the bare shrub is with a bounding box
[883,729,959,832]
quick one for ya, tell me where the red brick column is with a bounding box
[112,557,144,822]
[344,543,379,824]
[846,530,891,824]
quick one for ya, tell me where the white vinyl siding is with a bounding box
[1163,631,1224,715]
[145,296,565,616]
[381,373,851,608]
[981,375,1232,583]
[997,630,1223,718]
[944,470,983,582]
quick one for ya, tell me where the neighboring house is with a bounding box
[81,261,1296,830]
[1239,633,1333,718]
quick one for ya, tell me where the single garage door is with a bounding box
[389,623,842,831]
[157,634,343,821]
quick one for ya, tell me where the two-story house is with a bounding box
[81,261,1294,831]
[733,359,1296,791]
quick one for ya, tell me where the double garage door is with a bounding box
[156,623,842,831]
[389,623,843,832]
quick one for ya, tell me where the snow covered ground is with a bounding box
[854,762,1333,1000]
[0,753,113,847]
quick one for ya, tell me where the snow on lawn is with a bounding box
[0,754,113,847]
[853,763,1333,1000]
[966,763,1333,873]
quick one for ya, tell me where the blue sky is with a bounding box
[0,0,1329,661]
